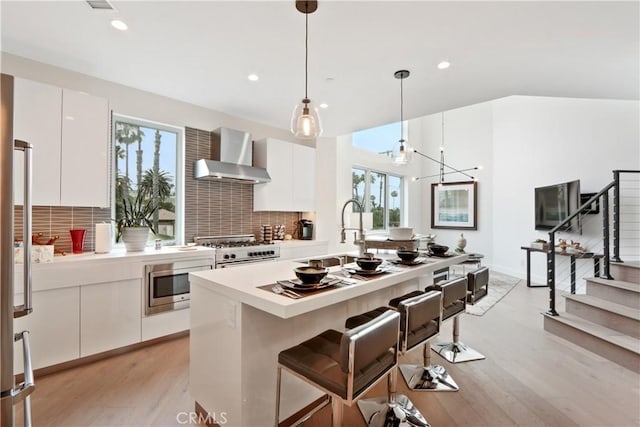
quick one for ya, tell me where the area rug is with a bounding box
[465,271,521,316]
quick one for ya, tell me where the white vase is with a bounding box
[121,227,150,252]
[456,233,467,252]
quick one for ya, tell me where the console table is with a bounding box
[520,246,603,292]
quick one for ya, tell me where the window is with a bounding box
[352,122,400,156]
[352,167,403,230]
[113,115,183,245]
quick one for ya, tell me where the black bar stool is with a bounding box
[429,276,486,363]
[467,266,489,304]
[388,290,459,393]
[343,289,454,426]
[275,309,400,427]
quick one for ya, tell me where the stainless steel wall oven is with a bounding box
[144,258,213,316]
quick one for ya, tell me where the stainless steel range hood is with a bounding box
[194,127,271,184]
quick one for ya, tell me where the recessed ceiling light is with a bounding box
[437,61,451,70]
[247,74,259,82]
[111,19,128,31]
[319,103,328,109]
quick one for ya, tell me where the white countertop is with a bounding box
[190,252,467,319]
[19,245,215,269]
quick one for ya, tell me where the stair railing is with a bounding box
[546,169,640,316]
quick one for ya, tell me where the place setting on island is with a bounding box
[257,259,358,299]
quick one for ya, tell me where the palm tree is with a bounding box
[115,123,144,199]
[115,174,133,221]
[140,169,173,232]
[390,190,398,209]
[135,127,145,189]
[151,129,161,230]
[352,171,366,207]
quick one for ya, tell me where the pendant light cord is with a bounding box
[399,76,404,142]
[440,112,445,182]
[305,9,309,99]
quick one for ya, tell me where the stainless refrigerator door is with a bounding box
[1,73,35,427]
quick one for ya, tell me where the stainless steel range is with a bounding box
[194,234,280,268]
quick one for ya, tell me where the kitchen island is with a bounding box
[189,252,467,426]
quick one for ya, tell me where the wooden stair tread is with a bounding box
[564,294,640,321]
[543,311,640,353]
[588,277,640,292]
[612,261,640,270]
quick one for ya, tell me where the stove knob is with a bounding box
[259,251,265,256]
[269,250,275,255]
[223,254,230,259]
[248,252,254,257]
[231,254,236,259]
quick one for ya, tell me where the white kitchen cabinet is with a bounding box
[80,279,142,357]
[60,89,111,207]
[291,143,316,212]
[253,138,316,212]
[141,307,189,341]
[13,77,110,207]
[13,286,80,374]
[13,77,63,206]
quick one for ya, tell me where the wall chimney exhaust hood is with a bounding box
[194,127,271,184]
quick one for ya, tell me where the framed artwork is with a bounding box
[431,181,477,230]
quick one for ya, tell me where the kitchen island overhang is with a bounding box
[189,252,468,426]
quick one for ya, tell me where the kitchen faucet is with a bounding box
[340,199,367,257]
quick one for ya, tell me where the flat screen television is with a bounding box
[534,180,581,232]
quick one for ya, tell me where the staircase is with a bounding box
[543,261,640,373]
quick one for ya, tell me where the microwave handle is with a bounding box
[14,140,32,318]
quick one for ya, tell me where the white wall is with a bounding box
[492,96,639,282]
[415,103,494,262]
[407,96,638,285]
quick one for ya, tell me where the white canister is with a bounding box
[95,223,112,254]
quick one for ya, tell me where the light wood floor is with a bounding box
[15,279,640,426]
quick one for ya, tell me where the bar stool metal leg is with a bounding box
[431,316,485,363]
[357,370,430,427]
[350,304,431,425]
[398,339,459,391]
[275,366,282,426]
[331,397,343,427]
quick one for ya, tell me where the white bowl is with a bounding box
[389,227,413,240]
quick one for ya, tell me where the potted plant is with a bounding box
[116,192,158,252]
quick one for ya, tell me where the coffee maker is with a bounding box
[298,219,313,240]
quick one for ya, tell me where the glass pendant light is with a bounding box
[392,69,411,165]
[291,1,322,139]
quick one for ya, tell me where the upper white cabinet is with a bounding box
[253,138,316,212]
[13,78,63,206]
[60,89,110,207]
[13,77,110,207]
